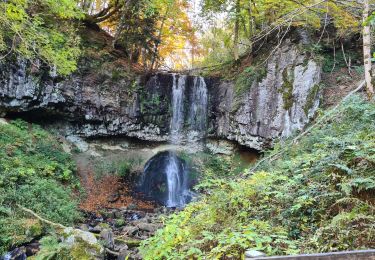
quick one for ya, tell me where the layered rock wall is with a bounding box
[0,40,322,150]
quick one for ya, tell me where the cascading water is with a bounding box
[165,152,186,207]
[139,151,191,207]
[188,76,208,141]
[169,75,208,143]
[139,73,207,208]
[170,74,186,144]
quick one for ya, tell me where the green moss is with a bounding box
[115,218,126,227]
[303,84,321,115]
[234,66,267,97]
[0,218,43,251]
[279,68,294,110]
[70,238,103,260]
[34,235,103,260]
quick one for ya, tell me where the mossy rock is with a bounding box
[303,84,321,116]
[279,68,295,110]
[0,218,43,254]
[234,66,267,97]
[32,228,104,260]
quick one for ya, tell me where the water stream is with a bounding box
[139,74,207,207]
[170,74,186,144]
[187,76,208,142]
[139,151,192,207]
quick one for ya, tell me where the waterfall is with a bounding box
[139,73,207,208]
[165,152,187,207]
[170,74,186,144]
[188,76,208,142]
[139,151,191,208]
[169,75,208,143]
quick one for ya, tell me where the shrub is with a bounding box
[0,120,81,254]
[140,95,375,259]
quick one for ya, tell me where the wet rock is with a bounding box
[62,227,104,259]
[100,229,115,249]
[122,226,139,236]
[114,211,123,219]
[6,247,26,260]
[209,40,321,150]
[136,223,159,233]
[90,223,110,233]
[25,242,40,257]
[126,203,138,210]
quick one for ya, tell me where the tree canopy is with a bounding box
[0,0,373,74]
[0,0,83,75]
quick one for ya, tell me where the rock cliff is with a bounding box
[0,37,321,151]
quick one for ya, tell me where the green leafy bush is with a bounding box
[0,120,81,254]
[140,95,375,259]
[0,0,82,75]
[178,151,250,192]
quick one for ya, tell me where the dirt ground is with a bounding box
[75,153,155,213]
[321,68,367,108]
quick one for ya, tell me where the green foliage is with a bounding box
[0,120,81,254]
[0,218,43,254]
[94,157,141,180]
[140,95,375,259]
[35,234,103,260]
[321,50,362,73]
[178,151,250,192]
[198,0,360,68]
[0,0,82,75]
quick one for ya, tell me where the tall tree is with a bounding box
[0,0,83,75]
[233,0,240,60]
[363,0,374,98]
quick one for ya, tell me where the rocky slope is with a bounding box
[0,29,321,151]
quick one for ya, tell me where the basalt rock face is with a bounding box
[208,40,322,150]
[0,58,172,142]
[0,39,321,151]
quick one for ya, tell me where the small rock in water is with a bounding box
[25,242,40,257]
[118,248,132,260]
[90,223,110,233]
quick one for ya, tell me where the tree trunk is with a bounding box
[363,0,374,98]
[150,8,169,71]
[247,0,254,53]
[234,0,240,61]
